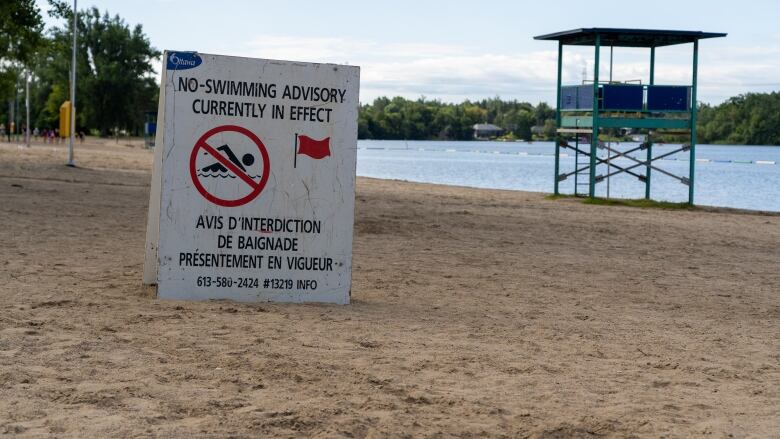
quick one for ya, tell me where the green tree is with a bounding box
[0,0,44,64]
[46,1,160,136]
[357,96,554,141]
[534,102,555,126]
[542,119,557,139]
[0,0,44,132]
[697,92,780,145]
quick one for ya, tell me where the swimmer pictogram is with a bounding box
[189,125,270,207]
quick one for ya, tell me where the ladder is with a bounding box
[574,135,591,196]
[557,128,595,197]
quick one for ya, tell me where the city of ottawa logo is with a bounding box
[189,125,270,207]
[166,51,202,70]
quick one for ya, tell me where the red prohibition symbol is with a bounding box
[189,125,271,207]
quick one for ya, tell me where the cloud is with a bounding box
[243,35,780,104]
[245,36,374,63]
[245,35,569,103]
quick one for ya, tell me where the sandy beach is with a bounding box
[1,139,778,437]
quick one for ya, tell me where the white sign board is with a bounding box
[143,51,359,304]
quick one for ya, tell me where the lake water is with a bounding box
[356,140,780,212]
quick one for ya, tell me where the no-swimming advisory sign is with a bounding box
[143,51,360,304]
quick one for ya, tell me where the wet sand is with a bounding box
[1,139,778,437]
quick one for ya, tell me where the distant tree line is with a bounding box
[358,97,556,141]
[697,92,780,145]
[1,0,159,138]
[359,93,780,145]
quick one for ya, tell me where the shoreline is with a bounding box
[1,141,778,214]
[356,140,780,213]
[356,175,780,216]
[358,137,780,147]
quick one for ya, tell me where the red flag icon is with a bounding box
[297,135,330,159]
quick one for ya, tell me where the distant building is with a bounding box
[473,123,504,139]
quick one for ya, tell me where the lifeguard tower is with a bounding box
[534,28,726,204]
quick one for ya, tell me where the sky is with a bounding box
[37,0,780,105]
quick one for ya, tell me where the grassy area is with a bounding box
[545,194,694,210]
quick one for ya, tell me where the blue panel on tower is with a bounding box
[576,85,593,110]
[560,86,578,109]
[602,84,644,111]
[647,86,690,111]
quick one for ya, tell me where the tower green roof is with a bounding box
[534,28,726,47]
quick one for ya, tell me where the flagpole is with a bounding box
[25,70,30,148]
[67,0,77,167]
[293,133,298,168]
